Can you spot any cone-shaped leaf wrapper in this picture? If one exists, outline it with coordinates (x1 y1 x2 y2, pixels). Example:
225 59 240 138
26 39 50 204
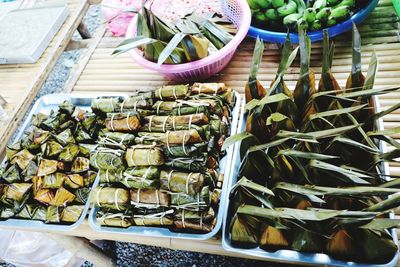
294 28 315 120
317 30 341 111
245 37 266 103
346 24 365 91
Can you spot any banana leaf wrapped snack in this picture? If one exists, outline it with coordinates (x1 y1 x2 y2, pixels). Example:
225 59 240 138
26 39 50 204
154 85 190 100
170 186 210 211
90 148 126 172
105 112 141 132
130 189 170 208
61 205 84 223
96 209 133 228
160 170 204 195
223 26 400 264
118 95 154 112
121 166 160 189
91 187 130 211
1 100 99 225
191 83 228 95
125 145 164 166
132 208 174 227
144 113 209 127
98 130 136 150
173 208 216 233
135 130 203 146
91 97 123 113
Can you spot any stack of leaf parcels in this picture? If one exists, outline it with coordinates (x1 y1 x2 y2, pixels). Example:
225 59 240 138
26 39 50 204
90 83 235 233
114 5 235 65
226 25 400 263
0 101 101 224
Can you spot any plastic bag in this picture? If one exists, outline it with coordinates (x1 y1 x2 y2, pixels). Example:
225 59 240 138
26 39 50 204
0 230 84 267
102 0 141 37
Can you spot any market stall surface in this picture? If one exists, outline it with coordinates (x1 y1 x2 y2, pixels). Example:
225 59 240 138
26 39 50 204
1 0 400 266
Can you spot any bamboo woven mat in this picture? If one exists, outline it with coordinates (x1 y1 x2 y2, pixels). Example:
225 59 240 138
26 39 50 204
67 0 400 234
0 0 90 156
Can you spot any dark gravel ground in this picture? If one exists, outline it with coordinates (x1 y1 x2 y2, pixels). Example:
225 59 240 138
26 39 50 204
3 5 299 267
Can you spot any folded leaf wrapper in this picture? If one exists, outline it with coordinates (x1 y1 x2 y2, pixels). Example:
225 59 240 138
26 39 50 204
173 208 216 232
1 183 32 207
132 208 174 226
154 85 189 100
91 97 122 113
96 210 133 228
50 187 75 207
61 205 84 223
122 166 160 189
144 113 209 127
160 170 204 195
135 130 203 146
130 189 170 207
91 187 130 211
90 149 126 172
191 83 228 95
125 145 165 166
170 186 210 211
105 112 141 132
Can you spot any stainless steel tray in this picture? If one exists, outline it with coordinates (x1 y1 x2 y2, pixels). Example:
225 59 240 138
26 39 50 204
221 96 399 266
88 92 243 240
0 94 121 232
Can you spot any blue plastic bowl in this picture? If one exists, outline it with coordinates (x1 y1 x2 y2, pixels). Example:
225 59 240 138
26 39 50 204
247 0 379 43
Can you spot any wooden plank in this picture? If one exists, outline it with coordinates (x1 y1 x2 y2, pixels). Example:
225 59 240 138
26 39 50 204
64 24 107 93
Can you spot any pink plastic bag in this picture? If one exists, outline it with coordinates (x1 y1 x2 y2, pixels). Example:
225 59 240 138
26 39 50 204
102 0 141 37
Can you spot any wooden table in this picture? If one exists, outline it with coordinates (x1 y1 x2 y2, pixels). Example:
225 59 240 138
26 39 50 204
0 0 92 157
1 0 400 265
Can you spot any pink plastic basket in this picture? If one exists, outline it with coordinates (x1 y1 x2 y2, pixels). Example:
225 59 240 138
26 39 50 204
125 0 251 81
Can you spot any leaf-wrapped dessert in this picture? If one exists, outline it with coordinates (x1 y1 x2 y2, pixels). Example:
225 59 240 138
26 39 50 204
1 100 100 225
90 148 126 172
91 187 130 211
173 208 216 232
105 112 141 132
135 130 203 146
160 170 204 195
125 145 164 166
144 113 209 127
132 208 174 226
96 210 133 228
91 97 123 113
191 83 228 95
170 186 210 211
121 166 160 189
154 85 189 100
130 189 170 207
224 25 400 264
61 205 84 223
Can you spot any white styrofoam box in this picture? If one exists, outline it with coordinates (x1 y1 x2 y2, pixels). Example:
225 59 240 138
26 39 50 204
0 4 69 64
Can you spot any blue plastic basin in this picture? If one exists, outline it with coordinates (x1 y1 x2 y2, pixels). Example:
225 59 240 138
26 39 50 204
247 0 379 43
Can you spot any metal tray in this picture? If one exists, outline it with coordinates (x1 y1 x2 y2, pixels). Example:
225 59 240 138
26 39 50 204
0 94 122 232
221 96 399 266
88 92 243 240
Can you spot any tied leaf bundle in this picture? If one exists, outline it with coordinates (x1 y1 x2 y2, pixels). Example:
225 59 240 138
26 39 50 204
113 6 235 66
90 82 235 233
224 25 400 264
0 100 99 225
